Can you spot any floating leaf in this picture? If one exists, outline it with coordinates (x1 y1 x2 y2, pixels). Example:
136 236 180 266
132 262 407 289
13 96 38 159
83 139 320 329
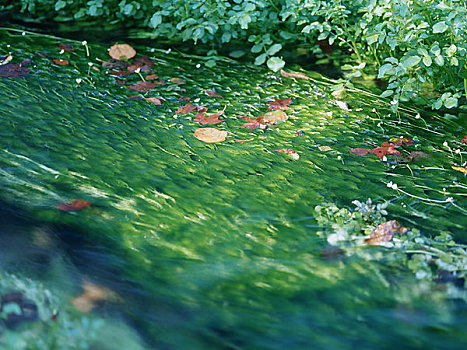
206 90 223 98
0 62 31 78
276 149 299 160
369 143 400 160
461 135 467 144
102 59 128 70
280 69 309 79
129 81 159 92
58 199 91 211
262 110 288 123
267 98 292 111
239 115 267 130
365 220 409 245
145 97 163 105
452 166 467 173
109 43 136 60
349 148 370 156
145 74 159 80
318 146 332 152
194 108 224 125
176 102 197 114
194 128 227 143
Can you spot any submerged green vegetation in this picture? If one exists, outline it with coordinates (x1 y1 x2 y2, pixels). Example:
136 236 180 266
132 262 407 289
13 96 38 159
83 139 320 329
3 0 467 111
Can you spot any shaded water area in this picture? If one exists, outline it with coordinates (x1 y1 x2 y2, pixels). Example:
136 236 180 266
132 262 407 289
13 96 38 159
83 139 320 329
0 28 466 349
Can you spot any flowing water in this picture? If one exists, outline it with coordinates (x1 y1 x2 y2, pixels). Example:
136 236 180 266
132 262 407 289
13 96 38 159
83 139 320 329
0 28 466 349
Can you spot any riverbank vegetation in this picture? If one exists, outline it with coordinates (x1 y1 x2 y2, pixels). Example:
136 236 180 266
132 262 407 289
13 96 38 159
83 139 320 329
3 0 467 111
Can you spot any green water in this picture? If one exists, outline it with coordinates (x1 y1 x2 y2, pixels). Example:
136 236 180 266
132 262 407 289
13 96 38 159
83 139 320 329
0 28 466 349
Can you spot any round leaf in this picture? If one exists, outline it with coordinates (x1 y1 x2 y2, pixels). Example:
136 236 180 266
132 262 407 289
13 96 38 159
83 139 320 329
194 128 227 143
109 44 136 60
267 57 285 72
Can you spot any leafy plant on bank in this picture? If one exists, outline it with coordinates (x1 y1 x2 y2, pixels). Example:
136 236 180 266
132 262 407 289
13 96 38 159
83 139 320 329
315 199 467 297
3 0 467 110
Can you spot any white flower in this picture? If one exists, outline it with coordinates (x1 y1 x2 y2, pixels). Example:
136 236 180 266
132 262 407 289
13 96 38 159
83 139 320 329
135 67 141 73
196 64 201 68
337 155 342 160
60 49 64 54
387 181 393 188
76 78 82 84
387 181 398 190
22 32 26 36
391 100 398 105
455 149 461 154
443 141 449 147
415 113 421 119
382 156 387 162
88 62 93 67
82 40 87 45
446 197 454 203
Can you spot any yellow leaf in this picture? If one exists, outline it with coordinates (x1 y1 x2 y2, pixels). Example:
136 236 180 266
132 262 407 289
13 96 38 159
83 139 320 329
194 128 227 143
318 146 332 152
452 166 467 173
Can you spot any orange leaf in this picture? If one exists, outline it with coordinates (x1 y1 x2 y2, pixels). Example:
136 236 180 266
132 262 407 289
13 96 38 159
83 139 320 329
176 102 197 114
365 220 409 245
108 43 136 60
461 135 467 144
129 81 159 92
59 43 74 52
267 98 292 111
58 199 91 211
369 143 400 160
145 97 163 105
239 115 267 130
280 69 309 79
452 166 467 173
349 148 370 156
145 74 159 80
388 137 414 146
194 111 224 125
206 90 223 98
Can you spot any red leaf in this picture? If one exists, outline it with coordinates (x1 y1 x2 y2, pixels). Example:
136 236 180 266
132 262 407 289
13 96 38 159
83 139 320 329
178 96 191 102
461 135 467 144
59 43 74 52
206 90 223 98
129 81 159 92
0 63 31 78
349 148 370 156
365 220 409 245
58 200 91 211
176 102 197 114
267 98 292 111
194 110 224 125
238 115 267 130
369 143 400 160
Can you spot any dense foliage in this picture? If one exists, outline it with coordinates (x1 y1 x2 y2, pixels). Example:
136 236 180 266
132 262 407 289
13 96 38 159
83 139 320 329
3 0 467 109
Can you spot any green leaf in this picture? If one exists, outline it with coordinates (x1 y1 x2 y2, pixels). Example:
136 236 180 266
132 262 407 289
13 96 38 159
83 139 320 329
378 63 395 79
444 97 458 108
433 21 448 33
434 55 444 66
267 57 285 72
55 0 66 11
254 53 267 65
380 90 394 98
149 13 162 28
239 14 251 29
267 44 282 56
401 55 421 69
422 56 432 67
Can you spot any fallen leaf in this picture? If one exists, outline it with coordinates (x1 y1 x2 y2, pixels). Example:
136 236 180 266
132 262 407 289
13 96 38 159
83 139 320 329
267 97 292 111
365 220 409 245
194 109 224 125
206 90 223 98
280 69 309 79
407 151 430 161
109 43 136 60
369 143 400 160
389 137 414 146
349 148 370 156
145 97 163 105
131 56 154 68
126 95 142 99
176 102 197 114
145 74 159 80
239 115 267 130
0 63 31 78
178 96 191 102
103 59 128 70
170 77 186 84
129 81 159 92
71 281 115 313
115 79 126 85
262 110 288 123
331 88 346 99
318 146 332 152
59 43 74 52
194 128 227 143
452 166 467 173
58 199 91 211
461 135 467 144
276 149 299 160
109 69 132 76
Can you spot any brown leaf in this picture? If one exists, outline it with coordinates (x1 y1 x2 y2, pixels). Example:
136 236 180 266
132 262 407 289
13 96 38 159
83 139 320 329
176 102 197 114
388 137 414 146
276 149 299 160
267 98 292 111
365 220 409 245
102 59 128 70
0 63 31 78
145 97 164 105
194 110 224 125
280 69 309 80
132 56 154 68
58 200 91 211
109 69 132 76
349 148 370 156
194 128 227 143
129 81 159 92
59 43 74 52
239 115 267 130
109 43 136 60
52 59 69 65
115 79 126 85
178 96 191 102
461 135 467 144
369 142 400 160
145 74 159 80
206 90 223 98
170 77 186 84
